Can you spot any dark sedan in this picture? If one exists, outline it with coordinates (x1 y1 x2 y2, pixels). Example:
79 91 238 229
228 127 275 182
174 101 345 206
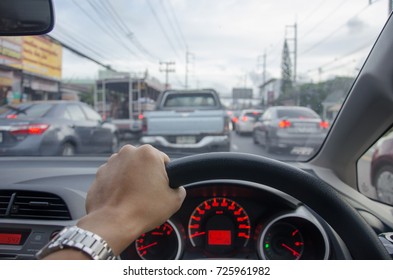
370 133 393 204
253 106 329 155
0 101 119 156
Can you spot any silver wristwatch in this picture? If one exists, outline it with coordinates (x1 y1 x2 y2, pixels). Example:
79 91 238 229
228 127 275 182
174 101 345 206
36 226 118 260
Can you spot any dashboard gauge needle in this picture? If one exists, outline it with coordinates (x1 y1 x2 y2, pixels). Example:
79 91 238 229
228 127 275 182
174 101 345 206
190 231 206 238
138 242 158 251
281 243 300 257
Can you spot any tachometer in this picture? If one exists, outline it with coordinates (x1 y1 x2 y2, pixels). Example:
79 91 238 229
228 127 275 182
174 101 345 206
188 197 250 255
261 222 305 260
135 220 182 260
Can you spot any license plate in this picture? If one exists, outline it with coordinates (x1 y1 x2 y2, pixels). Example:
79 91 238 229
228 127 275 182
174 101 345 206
291 147 314 155
176 136 196 144
297 128 315 133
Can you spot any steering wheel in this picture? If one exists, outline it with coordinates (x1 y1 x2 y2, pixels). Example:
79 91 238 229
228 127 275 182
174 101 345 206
166 152 390 260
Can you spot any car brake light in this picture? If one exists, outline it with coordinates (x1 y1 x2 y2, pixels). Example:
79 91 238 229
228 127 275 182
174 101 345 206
279 120 291 128
320 121 329 129
10 124 50 135
242 116 248 122
138 114 144 120
232 117 238 123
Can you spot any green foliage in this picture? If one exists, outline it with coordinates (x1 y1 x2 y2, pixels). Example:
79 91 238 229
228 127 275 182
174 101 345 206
280 40 292 97
298 76 354 115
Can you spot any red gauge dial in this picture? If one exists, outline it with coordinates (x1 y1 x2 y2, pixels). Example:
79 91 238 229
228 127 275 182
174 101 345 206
188 197 250 255
135 221 182 260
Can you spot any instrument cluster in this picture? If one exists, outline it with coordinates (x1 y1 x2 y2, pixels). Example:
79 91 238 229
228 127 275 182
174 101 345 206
121 181 330 260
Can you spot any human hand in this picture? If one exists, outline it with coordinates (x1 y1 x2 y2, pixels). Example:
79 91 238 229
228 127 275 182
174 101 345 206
77 144 186 255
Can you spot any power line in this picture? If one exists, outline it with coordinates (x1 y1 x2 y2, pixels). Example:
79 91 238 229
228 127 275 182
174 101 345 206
97 0 159 61
47 35 113 71
54 25 107 61
160 0 187 50
305 40 374 74
167 0 188 49
298 0 328 25
300 3 371 55
71 0 139 58
300 0 349 39
147 0 182 60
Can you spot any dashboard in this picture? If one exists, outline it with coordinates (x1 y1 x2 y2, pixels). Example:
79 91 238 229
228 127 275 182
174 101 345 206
0 156 358 260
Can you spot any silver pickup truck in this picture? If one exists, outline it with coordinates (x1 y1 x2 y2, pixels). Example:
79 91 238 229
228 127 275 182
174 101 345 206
140 89 231 153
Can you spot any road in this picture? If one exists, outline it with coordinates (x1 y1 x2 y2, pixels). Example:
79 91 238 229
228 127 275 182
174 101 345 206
121 131 311 161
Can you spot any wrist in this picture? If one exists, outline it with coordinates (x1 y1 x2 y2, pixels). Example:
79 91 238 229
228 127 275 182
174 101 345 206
36 226 117 260
77 209 144 256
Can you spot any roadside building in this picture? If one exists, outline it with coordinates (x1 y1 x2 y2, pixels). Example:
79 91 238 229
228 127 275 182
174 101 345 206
0 35 62 104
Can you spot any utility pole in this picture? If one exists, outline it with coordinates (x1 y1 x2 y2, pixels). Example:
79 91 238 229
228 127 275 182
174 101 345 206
258 51 267 85
257 51 267 100
185 49 195 89
159 61 175 90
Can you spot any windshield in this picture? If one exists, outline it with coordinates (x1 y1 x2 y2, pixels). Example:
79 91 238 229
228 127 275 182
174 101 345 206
0 0 388 161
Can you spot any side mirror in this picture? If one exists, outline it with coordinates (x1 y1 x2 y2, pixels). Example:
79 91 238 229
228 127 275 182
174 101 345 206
0 0 54 36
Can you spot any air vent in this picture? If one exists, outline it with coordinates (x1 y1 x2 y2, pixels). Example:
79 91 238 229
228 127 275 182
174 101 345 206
0 190 13 217
0 190 71 220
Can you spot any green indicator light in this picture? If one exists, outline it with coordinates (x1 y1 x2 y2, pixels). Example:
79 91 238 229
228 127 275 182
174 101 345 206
265 243 270 249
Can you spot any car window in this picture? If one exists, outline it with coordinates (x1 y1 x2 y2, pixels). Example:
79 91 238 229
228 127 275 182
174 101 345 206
66 104 86 121
358 128 393 206
163 94 217 108
0 104 52 119
53 105 72 120
276 108 319 119
262 110 271 121
82 104 102 122
244 112 262 118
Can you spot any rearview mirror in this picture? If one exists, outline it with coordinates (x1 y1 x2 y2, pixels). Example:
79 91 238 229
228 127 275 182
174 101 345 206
0 0 54 36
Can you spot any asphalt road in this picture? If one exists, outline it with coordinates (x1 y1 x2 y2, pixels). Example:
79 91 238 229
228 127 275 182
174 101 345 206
122 131 311 161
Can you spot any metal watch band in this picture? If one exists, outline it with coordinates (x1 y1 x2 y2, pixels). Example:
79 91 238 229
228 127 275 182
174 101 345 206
36 226 118 260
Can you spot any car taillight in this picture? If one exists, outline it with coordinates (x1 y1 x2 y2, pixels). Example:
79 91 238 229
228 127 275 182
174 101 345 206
232 117 238 123
320 121 329 129
242 116 248 122
278 120 291 128
138 114 144 120
10 124 50 135
6 114 17 119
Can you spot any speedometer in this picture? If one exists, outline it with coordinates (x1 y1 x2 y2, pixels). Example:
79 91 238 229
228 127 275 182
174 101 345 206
188 197 250 256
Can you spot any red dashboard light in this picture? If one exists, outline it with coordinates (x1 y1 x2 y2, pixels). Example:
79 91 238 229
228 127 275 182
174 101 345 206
0 233 22 245
208 230 231 245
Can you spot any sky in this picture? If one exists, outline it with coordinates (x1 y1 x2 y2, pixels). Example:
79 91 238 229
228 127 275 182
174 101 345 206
49 0 389 95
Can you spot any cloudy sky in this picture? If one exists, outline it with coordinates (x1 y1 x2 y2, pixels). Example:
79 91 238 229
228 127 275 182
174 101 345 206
49 0 388 95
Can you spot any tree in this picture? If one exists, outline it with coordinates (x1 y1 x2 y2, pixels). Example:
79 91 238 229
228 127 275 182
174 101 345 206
280 40 292 98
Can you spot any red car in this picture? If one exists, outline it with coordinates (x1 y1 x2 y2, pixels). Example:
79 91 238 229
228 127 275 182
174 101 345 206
370 133 393 204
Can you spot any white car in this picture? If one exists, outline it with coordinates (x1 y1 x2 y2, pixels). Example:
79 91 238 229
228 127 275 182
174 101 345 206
234 110 263 134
